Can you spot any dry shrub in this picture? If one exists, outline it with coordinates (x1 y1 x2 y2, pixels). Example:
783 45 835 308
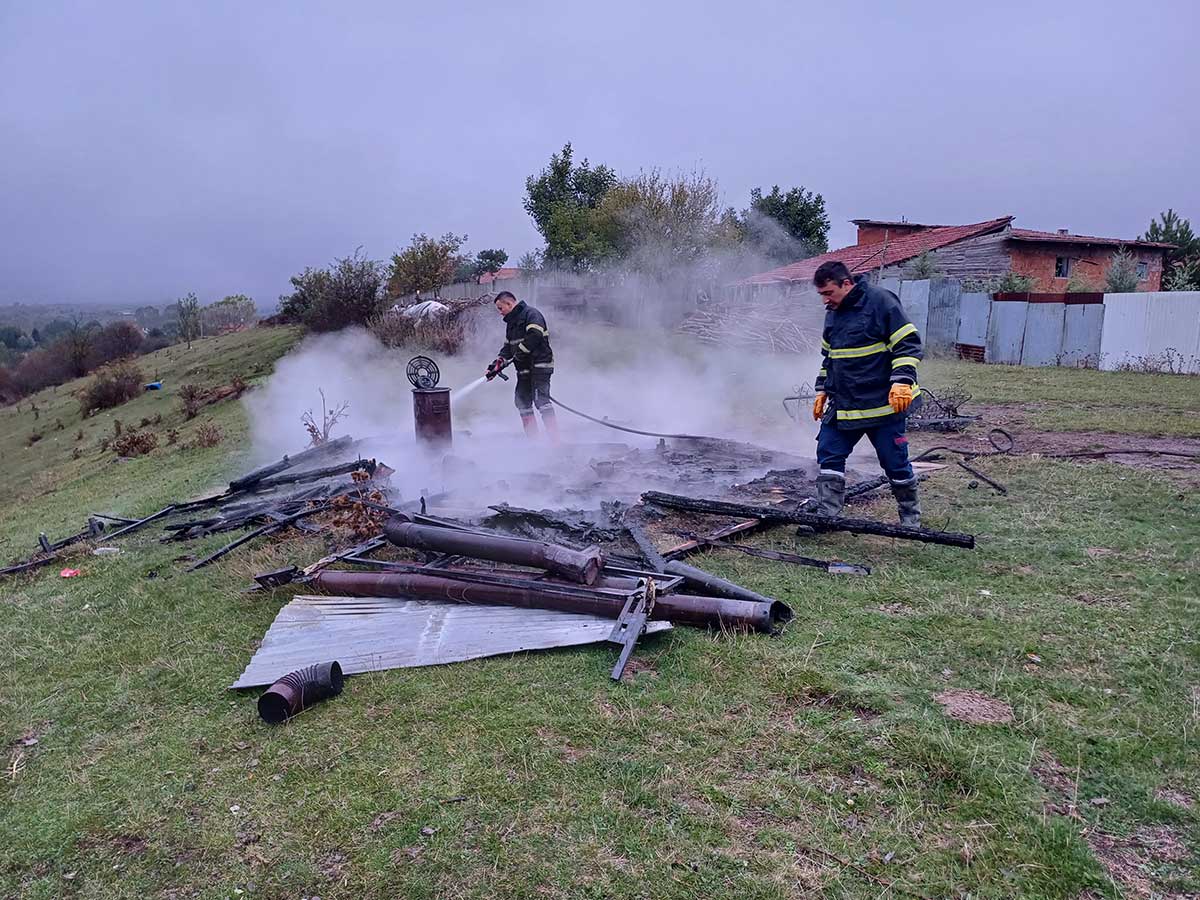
54 418 64 431
71 447 82 460
369 299 485 356
139 416 152 427
79 362 144 417
113 419 123 437
193 422 223 448
26 432 42 447
166 429 179 446
230 375 248 395
112 429 157 457
75 429 84 442
179 383 204 420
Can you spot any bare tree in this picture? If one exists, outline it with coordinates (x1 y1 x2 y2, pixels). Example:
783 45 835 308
301 388 350 446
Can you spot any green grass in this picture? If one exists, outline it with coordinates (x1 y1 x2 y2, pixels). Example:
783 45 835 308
923 357 1200 436
2 327 1198 899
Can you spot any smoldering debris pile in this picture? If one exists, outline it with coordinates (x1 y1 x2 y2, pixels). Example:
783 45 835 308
4 426 976 724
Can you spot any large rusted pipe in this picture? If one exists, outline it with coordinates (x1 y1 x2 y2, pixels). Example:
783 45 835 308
312 570 791 634
383 519 603 585
663 560 777 606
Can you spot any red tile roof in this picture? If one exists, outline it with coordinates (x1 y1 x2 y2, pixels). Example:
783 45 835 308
478 267 526 285
1008 228 1173 249
742 217 1014 285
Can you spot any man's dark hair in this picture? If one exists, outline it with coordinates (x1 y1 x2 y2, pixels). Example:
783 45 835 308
494 290 517 304
813 261 853 287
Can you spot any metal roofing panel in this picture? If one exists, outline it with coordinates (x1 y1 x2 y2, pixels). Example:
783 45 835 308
231 595 673 689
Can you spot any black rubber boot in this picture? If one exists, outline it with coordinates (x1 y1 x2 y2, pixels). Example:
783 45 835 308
890 477 921 527
811 473 846 518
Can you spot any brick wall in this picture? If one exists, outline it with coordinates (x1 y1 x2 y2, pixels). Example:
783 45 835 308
856 224 930 246
1008 244 1163 292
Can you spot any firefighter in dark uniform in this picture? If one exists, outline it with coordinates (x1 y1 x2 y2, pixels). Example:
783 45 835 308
486 290 559 441
810 261 923 525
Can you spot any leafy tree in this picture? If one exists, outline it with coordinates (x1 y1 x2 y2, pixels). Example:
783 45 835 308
1105 247 1140 293
279 252 387 331
524 143 617 270
30 327 40 344
201 294 257 333
177 293 201 347
387 233 467 298
741 185 830 261
1066 269 1100 292
908 251 943 279
1141 209 1199 289
594 168 734 276
134 305 161 326
88 321 144 366
517 250 543 272
0 326 24 349
474 249 508 282
453 257 479 284
39 319 73 342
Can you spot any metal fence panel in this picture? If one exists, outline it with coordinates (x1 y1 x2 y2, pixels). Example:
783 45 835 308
1099 292 1200 373
899 280 930 340
1021 302 1067 366
956 293 991 346
926 277 961 353
1060 303 1104 367
986 301 1028 364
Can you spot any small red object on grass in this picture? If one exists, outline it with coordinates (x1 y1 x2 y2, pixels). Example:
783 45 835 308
60 568 81 578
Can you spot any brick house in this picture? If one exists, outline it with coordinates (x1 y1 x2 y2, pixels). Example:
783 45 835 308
743 217 1172 291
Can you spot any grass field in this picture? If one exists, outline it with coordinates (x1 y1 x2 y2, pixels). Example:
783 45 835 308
1 327 1198 899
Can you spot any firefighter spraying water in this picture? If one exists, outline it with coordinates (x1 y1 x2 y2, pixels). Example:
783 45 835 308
485 291 559 443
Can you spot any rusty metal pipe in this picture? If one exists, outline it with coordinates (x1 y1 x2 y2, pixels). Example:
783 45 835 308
258 660 344 724
312 570 791 633
383 519 603 585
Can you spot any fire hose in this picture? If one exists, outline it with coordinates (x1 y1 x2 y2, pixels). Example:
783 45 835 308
485 356 718 441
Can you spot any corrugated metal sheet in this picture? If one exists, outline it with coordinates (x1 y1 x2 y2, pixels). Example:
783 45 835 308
899 279 930 339
926 278 961 352
231 595 672 689
1099 292 1200 373
956 293 991 347
1060 303 1104 367
1021 302 1066 366
986 300 1027 364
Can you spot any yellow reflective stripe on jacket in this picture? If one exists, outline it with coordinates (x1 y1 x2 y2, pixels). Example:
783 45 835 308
891 355 920 369
829 342 886 359
887 323 917 348
821 339 830 351
836 385 923 420
526 323 547 335
517 342 530 353
818 368 827 377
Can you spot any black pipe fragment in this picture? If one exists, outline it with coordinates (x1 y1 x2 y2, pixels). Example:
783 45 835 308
258 661 344 724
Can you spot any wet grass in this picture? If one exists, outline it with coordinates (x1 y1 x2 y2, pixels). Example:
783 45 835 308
1 329 1198 899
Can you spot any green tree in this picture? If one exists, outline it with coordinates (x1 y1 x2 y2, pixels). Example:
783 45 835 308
1164 258 1200 291
1105 247 1140 293
524 143 617 270
474 249 508 282
595 168 733 276
0 326 24 349
517 250 542 272
742 185 830 261
279 252 387 331
908 251 943 279
387 233 467 298
201 295 257 333
177 293 202 347
1141 209 1199 289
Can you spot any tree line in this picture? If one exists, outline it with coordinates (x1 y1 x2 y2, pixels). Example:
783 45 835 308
0 294 257 405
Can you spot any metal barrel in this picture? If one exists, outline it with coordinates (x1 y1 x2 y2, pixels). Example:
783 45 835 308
383 519 603 585
312 570 791 634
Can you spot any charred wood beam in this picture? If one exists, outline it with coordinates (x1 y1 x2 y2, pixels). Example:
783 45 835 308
642 491 975 549
956 460 1008 495
252 458 376 491
485 503 624 543
187 504 331 572
104 505 177 540
663 519 762 559
383 520 604 585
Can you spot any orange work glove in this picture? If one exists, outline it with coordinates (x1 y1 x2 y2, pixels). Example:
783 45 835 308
812 392 827 421
888 383 913 413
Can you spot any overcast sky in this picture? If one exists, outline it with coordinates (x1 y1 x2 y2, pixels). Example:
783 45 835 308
1 0 1197 306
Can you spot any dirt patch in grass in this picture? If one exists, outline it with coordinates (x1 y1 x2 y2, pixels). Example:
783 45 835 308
934 689 1014 725
1073 591 1131 609
319 849 349 881
1086 825 1191 898
878 602 916 616
619 656 659 682
1031 751 1079 816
